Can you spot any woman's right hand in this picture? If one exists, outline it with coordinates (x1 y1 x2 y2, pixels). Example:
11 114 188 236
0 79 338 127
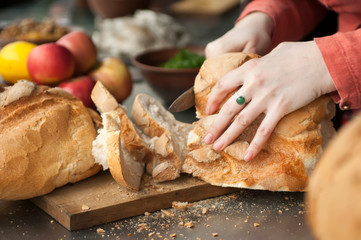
205 12 274 58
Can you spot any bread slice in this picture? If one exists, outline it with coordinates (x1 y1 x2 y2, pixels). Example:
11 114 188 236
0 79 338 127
91 81 153 190
182 52 336 192
0 80 101 200
102 111 145 190
131 93 193 182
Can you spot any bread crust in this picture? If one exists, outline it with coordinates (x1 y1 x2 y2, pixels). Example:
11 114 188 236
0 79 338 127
183 53 336 192
103 112 144 190
0 81 101 200
307 112 361 240
91 81 153 164
194 52 259 118
91 81 153 190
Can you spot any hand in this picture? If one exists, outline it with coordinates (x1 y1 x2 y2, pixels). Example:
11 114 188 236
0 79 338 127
203 41 336 161
205 12 274 58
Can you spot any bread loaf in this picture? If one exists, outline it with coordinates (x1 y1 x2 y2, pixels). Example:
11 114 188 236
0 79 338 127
0 80 101 200
307 112 361 240
182 53 336 192
131 93 193 182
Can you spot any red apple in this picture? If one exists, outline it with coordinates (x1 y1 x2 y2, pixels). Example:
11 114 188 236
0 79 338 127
89 57 132 103
58 75 96 109
57 31 97 75
27 43 75 84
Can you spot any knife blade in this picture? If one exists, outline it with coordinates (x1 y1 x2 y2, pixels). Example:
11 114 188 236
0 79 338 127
168 86 195 112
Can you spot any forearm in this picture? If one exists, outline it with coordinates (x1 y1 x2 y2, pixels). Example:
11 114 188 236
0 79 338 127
315 28 361 110
239 0 328 48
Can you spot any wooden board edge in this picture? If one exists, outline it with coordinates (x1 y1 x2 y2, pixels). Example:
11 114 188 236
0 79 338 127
35 184 238 231
31 196 71 230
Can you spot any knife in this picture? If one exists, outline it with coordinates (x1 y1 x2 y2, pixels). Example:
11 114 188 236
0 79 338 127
168 86 195 112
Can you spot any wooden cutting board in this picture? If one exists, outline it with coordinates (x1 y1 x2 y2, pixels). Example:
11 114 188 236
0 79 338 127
31 171 238 231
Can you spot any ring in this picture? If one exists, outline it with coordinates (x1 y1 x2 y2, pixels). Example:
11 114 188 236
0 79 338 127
235 91 245 105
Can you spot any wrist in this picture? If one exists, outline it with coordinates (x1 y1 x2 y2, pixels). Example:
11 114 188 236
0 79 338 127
236 12 274 37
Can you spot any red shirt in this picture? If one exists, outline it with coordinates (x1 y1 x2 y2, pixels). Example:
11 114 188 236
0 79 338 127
239 0 361 110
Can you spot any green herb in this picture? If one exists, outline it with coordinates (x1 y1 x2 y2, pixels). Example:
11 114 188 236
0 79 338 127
160 49 205 69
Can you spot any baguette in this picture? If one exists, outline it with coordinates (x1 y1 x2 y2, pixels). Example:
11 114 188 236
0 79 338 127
131 93 193 182
0 80 101 200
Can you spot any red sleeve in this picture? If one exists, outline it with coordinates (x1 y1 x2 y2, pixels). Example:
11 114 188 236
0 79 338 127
315 29 361 110
238 0 328 48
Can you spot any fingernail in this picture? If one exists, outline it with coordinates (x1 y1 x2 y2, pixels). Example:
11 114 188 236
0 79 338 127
213 140 224 151
244 151 253 162
203 133 213 144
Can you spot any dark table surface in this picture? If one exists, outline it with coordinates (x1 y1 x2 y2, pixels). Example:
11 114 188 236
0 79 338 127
0 1 315 239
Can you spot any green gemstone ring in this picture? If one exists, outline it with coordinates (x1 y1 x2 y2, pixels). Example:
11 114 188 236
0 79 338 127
235 92 245 105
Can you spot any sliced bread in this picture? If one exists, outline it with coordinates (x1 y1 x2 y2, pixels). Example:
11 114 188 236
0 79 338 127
131 93 193 182
91 82 153 190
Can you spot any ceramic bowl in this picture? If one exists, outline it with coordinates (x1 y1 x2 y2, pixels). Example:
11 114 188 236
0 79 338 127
132 46 204 106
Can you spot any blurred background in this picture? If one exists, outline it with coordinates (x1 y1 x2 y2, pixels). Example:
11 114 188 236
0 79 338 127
0 0 249 108
0 0 248 57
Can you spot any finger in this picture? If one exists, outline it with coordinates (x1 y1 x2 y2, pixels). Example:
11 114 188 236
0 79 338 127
206 67 245 115
204 89 251 145
243 41 257 54
212 100 263 152
243 109 284 161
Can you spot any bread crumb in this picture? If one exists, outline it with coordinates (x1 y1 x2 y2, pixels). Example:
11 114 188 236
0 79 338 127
161 209 175 217
212 233 218 237
170 233 177 239
201 207 209 215
50 220 54 224
148 232 155 237
96 228 105 234
254 222 260 227
144 212 151 216
81 204 90 211
228 194 237 199
137 223 149 232
244 219 248 223
184 221 194 228
172 201 188 211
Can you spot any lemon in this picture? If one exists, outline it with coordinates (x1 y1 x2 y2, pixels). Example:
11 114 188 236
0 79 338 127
0 41 37 84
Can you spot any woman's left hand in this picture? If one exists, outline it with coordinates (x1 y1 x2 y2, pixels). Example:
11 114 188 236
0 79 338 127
203 41 336 161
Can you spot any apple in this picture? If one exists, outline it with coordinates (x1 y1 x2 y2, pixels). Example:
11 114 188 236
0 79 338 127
89 57 132 103
27 43 75 84
57 31 97 75
58 75 96 109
